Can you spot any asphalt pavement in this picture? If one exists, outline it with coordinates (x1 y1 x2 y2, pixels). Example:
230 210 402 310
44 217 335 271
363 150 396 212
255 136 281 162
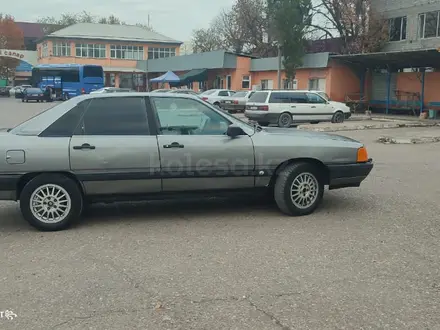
0 97 439 329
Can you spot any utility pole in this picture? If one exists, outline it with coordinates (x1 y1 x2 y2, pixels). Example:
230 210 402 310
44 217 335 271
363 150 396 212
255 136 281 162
277 43 281 90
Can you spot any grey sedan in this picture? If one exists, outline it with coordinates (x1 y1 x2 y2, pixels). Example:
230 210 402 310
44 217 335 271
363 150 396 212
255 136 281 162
0 93 373 231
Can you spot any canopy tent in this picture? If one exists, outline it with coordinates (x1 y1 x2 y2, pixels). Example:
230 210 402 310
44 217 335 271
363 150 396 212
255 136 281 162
170 69 208 87
149 71 180 83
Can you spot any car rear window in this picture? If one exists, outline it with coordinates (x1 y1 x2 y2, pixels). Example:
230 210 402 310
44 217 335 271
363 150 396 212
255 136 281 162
26 88 42 93
248 92 269 103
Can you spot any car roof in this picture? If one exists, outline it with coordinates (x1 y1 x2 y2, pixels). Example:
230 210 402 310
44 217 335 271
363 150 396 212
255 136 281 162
74 92 202 101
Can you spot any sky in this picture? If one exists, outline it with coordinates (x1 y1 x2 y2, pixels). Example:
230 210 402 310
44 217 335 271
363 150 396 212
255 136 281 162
7 0 236 42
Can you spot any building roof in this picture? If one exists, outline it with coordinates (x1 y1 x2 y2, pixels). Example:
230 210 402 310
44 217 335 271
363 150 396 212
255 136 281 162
250 52 330 71
43 23 182 44
137 50 242 73
331 49 440 69
15 22 61 39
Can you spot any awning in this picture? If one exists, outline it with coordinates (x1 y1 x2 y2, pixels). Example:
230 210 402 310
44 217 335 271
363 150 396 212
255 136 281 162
171 69 208 86
331 49 440 69
149 71 180 83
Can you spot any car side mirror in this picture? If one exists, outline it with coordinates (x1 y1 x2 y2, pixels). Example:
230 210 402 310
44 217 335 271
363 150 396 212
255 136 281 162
226 124 245 138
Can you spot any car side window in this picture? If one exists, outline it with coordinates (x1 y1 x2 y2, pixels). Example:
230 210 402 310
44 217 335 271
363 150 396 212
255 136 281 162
151 97 231 136
77 97 149 135
288 92 308 104
218 91 229 97
269 92 291 103
307 93 326 104
39 100 89 137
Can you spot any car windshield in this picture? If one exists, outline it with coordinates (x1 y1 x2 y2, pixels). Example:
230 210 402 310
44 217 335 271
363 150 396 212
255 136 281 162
232 92 247 97
200 90 216 95
248 91 269 103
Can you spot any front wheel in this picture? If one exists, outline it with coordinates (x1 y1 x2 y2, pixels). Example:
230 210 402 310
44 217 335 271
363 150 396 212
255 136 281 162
20 174 84 231
331 111 345 123
274 162 324 216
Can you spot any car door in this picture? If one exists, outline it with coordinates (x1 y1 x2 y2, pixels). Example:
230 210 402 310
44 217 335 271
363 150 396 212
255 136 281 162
306 92 333 121
69 96 161 196
150 96 255 192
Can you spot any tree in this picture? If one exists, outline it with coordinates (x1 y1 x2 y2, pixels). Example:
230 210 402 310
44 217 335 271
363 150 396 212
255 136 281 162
310 0 388 54
191 0 276 56
37 11 154 35
0 14 24 79
191 27 223 53
267 0 312 80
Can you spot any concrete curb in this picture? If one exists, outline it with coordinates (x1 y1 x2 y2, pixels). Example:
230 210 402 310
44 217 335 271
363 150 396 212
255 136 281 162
377 136 440 144
298 122 440 132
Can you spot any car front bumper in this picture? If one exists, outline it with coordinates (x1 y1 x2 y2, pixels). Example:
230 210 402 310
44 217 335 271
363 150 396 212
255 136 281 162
327 160 373 190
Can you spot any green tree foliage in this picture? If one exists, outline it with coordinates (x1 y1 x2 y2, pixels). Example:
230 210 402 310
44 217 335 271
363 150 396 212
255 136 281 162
267 0 312 80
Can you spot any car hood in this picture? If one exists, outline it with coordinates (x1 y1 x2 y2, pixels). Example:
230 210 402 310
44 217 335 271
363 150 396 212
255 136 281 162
261 127 360 143
329 100 347 108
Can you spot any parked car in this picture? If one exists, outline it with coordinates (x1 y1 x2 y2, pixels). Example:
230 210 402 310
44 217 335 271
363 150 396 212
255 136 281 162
13 85 32 99
245 90 351 127
200 89 235 107
22 87 46 102
90 87 134 94
151 89 171 93
0 86 12 97
169 89 200 96
0 92 373 231
219 90 255 113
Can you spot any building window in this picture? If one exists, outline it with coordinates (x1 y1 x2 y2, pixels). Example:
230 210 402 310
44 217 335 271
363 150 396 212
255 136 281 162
75 44 106 58
53 42 71 57
242 75 250 89
42 42 48 57
389 16 407 41
147 47 176 59
261 79 273 90
110 45 144 60
419 11 440 39
283 79 297 90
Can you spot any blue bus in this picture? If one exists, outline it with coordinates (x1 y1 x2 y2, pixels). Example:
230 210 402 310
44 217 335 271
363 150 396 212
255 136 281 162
31 64 104 100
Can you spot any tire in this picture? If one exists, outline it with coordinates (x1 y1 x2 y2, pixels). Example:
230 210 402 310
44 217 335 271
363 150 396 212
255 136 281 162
214 102 220 108
19 174 84 231
274 162 324 216
332 111 344 123
278 112 293 128
21 98 24 102
258 121 270 126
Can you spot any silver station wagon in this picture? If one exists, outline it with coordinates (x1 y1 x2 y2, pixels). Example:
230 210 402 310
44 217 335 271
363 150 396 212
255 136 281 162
0 93 373 231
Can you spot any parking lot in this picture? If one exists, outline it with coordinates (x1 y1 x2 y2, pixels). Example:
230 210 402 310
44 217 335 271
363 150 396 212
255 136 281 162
1 97 440 329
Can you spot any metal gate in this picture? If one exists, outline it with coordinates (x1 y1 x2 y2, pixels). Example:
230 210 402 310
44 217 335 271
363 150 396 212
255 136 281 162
372 72 397 102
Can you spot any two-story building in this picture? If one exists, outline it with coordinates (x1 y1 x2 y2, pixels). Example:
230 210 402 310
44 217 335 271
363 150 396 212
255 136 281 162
36 23 182 88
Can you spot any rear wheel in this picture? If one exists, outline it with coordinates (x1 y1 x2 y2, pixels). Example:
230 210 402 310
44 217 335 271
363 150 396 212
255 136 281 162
274 162 324 216
214 102 220 108
278 112 293 128
20 174 84 231
331 111 344 123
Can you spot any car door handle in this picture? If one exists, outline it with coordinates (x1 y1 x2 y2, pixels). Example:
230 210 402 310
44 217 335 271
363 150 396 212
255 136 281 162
291 105 296 108
163 142 184 149
73 143 96 150
311 106 316 108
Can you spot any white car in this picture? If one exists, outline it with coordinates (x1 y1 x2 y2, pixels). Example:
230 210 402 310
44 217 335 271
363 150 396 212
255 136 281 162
245 90 351 127
9 85 32 96
200 89 235 107
90 87 134 94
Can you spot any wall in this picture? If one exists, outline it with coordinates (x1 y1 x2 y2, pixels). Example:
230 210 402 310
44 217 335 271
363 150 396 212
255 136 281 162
250 68 330 93
37 39 180 70
327 60 362 102
396 71 440 104
372 0 440 51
